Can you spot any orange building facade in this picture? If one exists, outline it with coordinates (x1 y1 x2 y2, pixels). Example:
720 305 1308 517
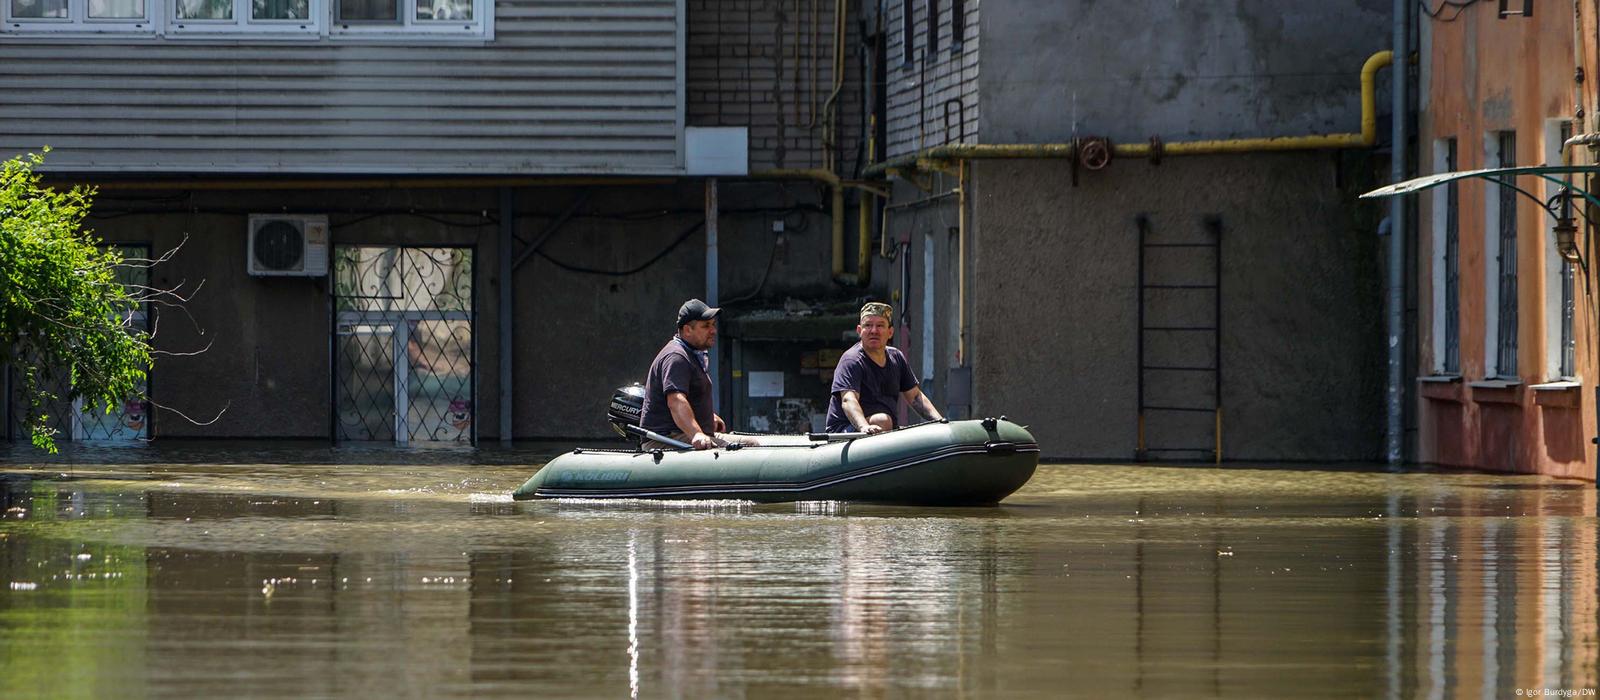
1417 3 1598 480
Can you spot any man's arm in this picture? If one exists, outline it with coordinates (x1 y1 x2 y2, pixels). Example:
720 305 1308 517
666 392 714 449
902 386 944 422
839 390 883 434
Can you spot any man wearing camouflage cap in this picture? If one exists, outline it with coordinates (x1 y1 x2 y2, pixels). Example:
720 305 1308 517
824 301 943 434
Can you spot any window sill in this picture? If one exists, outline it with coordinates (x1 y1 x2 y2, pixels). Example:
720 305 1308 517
1468 378 1522 389
1531 380 1582 408
1470 378 1523 404
1419 375 1463 402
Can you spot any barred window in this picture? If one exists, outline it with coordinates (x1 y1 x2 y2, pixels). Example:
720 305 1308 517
1494 131 1519 378
1443 138 1460 374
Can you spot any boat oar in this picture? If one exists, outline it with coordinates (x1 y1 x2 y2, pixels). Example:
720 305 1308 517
807 432 867 442
623 424 692 450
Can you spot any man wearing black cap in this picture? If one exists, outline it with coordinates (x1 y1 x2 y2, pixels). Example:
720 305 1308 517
638 298 747 450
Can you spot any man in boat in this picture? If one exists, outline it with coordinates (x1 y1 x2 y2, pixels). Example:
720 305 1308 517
825 301 943 434
638 298 755 451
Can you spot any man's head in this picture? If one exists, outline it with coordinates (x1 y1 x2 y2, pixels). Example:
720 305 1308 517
676 298 720 350
857 301 893 352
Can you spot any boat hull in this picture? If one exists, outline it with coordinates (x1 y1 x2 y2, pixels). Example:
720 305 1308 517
511 418 1039 505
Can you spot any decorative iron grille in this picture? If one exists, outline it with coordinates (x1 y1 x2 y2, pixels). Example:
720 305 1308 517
9 245 150 443
74 245 152 441
333 246 474 444
1495 132 1518 378
1444 139 1460 374
1562 260 1575 378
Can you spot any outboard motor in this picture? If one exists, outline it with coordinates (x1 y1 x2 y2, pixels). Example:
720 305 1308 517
607 383 647 441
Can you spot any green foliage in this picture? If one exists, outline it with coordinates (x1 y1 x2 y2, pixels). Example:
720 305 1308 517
0 150 151 452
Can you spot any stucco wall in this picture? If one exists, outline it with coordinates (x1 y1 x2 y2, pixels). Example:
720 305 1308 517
1415 3 1595 479
979 0 1391 144
969 156 1384 461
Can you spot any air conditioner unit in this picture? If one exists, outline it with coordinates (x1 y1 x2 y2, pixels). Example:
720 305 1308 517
247 214 329 277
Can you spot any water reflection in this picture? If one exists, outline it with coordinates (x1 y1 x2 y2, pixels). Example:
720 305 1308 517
0 461 1596 697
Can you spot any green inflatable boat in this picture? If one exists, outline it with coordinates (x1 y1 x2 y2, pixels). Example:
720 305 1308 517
511 417 1039 505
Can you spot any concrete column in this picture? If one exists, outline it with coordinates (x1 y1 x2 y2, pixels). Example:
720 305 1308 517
499 187 514 444
705 178 720 414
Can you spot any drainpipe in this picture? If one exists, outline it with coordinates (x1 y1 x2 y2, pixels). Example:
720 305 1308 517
1387 0 1406 465
958 160 968 364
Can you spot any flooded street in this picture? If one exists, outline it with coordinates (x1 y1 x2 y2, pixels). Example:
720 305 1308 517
2 446 1596 698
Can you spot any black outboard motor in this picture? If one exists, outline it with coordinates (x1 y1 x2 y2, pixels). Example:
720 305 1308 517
607 383 647 441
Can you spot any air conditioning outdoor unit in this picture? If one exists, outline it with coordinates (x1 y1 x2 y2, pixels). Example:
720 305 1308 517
247 214 329 277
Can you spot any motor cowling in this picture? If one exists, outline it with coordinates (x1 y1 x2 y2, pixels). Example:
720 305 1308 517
607 382 647 440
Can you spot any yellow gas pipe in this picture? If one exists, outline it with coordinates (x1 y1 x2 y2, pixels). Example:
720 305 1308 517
862 50 1392 179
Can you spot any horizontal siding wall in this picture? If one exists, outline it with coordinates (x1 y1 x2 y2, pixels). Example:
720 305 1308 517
0 0 685 174
885 0 977 158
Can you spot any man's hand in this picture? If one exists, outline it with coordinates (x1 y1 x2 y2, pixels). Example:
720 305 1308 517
860 424 885 435
713 414 727 433
690 432 715 450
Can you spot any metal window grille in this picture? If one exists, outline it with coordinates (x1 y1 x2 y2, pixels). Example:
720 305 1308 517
1495 131 1518 377
333 246 475 444
10 244 151 443
1559 123 1576 378
1444 138 1460 374
1562 256 1575 378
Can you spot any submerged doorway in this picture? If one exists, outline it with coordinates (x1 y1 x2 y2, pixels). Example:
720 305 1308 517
333 246 475 445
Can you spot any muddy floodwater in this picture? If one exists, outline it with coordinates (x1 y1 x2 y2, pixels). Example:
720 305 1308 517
1 445 1597 698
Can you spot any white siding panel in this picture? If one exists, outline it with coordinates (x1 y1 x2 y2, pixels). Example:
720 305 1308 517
0 0 686 174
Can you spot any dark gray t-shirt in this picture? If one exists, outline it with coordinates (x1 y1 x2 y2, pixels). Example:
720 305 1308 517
825 343 917 432
640 337 714 436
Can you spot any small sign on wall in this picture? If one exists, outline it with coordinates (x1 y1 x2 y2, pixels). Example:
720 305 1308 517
748 371 785 397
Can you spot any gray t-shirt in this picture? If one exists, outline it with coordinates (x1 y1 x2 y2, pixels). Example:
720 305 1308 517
825 343 917 432
639 337 714 436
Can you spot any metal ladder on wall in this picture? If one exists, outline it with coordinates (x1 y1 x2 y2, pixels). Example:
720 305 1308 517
1136 215 1222 463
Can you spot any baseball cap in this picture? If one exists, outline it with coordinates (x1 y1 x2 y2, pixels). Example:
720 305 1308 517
676 298 721 327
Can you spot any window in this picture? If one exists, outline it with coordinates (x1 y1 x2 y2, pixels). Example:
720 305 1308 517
3 0 487 36
5 0 153 31
333 0 477 33
950 0 964 52
1432 138 1460 374
899 0 914 66
1485 130 1518 378
169 0 317 32
1543 119 1577 380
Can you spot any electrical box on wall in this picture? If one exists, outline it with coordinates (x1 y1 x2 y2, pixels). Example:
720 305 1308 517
247 214 329 277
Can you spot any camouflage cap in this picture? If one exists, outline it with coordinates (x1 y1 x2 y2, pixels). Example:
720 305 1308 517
859 301 893 323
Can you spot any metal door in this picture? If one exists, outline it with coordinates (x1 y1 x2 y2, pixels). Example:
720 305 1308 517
333 246 474 445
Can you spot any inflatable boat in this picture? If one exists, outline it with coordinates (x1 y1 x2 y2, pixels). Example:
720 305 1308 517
511 416 1039 505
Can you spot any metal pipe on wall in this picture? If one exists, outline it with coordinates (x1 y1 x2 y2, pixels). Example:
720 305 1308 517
1386 0 1407 464
957 160 967 364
